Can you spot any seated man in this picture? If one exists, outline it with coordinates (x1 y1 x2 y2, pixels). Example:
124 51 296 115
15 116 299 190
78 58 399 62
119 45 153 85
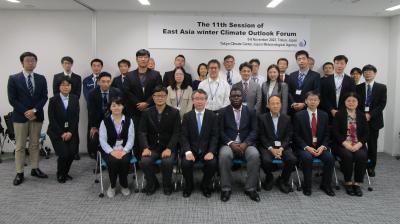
180 89 218 198
219 87 260 202
139 86 181 196
258 95 297 193
293 91 335 197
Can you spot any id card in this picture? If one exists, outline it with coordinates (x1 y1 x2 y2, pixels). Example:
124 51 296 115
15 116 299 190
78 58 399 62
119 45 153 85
274 141 282 147
365 107 370 112
115 140 123 147
296 90 302 95
64 122 69 128
312 137 317 143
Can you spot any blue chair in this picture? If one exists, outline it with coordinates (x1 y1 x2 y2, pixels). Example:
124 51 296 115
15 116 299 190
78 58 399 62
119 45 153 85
94 150 140 198
335 156 373 191
271 158 301 191
310 158 340 190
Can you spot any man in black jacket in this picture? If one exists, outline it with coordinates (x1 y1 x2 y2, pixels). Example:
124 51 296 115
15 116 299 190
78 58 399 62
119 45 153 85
162 54 192 87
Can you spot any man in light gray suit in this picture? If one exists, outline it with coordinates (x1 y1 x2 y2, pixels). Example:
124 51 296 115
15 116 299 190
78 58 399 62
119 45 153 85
232 62 262 114
261 64 289 114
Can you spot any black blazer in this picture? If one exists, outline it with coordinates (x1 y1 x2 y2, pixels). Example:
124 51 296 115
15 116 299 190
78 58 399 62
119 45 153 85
162 70 193 87
53 72 82 98
47 94 80 142
7 72 48 123
257 113 292 150
356 82 387 130
88 86 122 129
332 110 369 149
139 105 181 153
111 75 124 91
287 70 320 105
180 109 219 156
293 109 330 150
219 105 257 146
123 69 162 117
320 75 356 115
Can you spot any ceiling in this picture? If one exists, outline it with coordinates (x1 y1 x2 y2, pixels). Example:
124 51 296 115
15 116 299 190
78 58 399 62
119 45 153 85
0 0 399 17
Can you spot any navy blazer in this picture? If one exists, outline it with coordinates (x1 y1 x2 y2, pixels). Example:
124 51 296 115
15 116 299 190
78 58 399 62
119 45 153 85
53 72 82 98
257 113 292 150
88 86 122 129
287 70 320 105
7 72 48 123
219 105 257 146
293 109 330 150
82 74 98 103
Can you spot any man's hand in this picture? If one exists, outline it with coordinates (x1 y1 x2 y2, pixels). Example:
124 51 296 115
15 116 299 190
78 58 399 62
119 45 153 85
306 146 318 157
24 109 36 120
239 143 248 154
292 103 305 111
271 147 283 159
89 127 98 139
331 109 338 117
185 151 195 162
142 148 152 157
229 143 242 155
136 102 149 111
162 148 172 158
204 152 214 161
315 146 325 156
365 113 371 122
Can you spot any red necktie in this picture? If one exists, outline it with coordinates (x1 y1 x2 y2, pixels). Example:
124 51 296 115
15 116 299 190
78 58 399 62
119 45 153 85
311 112 317 146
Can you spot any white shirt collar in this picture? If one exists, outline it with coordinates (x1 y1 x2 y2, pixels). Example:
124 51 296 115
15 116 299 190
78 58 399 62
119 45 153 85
270 112 280 118
299 69 309 75
232 105 243 111
195 109 205 114
23 70 33 78
64 71 72 76
208 77 220 83
334 73 345 78
242 79 250 85
366 80 375 88
60 93 69 100
307 108 318 117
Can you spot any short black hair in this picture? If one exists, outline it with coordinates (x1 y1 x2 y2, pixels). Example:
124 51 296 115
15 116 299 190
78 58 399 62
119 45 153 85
58 76 72 88
305 91 320 99
108 97 125 110
277 58 289 65
91 58 103 66
175 54 185 61
136 49 150 57
322 62 333 69
362 64 377 73
197 63 207 76
295 50 309 59
343 92 360 103
230 86 243 95
208 59 221 69
224 55 235 61
20 52 37 63
249 58 260 66
333 55 348 64
268 95 281 103
239 62 252 71
153 85 168 95
98 71 112 80
192 89 208 100
118 59 131 67
61 56 73 64
350 67 362 75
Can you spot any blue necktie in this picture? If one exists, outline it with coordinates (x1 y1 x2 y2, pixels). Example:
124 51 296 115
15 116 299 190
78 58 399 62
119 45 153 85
102 93 108 112
227 71 232 85
297 73 305 89
366 84 372 106
197 112 202 134
27 74 34 96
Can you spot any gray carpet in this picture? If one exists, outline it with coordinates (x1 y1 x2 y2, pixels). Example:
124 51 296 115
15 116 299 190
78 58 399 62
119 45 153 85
0 152 399 224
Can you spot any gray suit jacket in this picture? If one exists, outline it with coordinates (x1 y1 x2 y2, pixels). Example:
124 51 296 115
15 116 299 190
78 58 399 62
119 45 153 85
261 81 288 114
232 80 261 114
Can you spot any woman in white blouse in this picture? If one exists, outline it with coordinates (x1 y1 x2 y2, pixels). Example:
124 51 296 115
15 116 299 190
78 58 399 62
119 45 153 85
166 67 193 119
261 64 289 114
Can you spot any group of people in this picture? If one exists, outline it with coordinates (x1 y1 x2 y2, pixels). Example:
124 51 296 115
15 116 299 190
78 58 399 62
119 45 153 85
6 49 386 202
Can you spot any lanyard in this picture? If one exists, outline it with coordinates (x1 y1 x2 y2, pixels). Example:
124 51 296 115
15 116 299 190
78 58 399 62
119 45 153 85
208 79 220 101
176 89 185 107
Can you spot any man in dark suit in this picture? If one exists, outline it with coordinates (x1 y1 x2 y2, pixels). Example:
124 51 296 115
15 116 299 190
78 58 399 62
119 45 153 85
7 52 49 185
53 56 82 98
87 72 122 158
82 58 103 103
219 87 260 202
180 89 218 198
287 51 320 116
277 58 290 83
47 76 80 183
258 95 297 194
162 54 192 87
322 62 334 78
139 86 181 196
53 56 82 160
320 55 356 120
356 64 387 177
293 91 335 196
111 59 131 93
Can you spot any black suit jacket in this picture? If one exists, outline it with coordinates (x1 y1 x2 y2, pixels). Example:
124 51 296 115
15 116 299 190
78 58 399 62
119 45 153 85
111 75 124 91
293 109 330 150
356 82 387 130
7 72 48 123
47 94 80 142
139 105 181 153
219 105 257 146
123 69 162 117
287 70 320 106
53 72 82 98
332 110 368 148
88 86 122 128
320 75 356 115
180 109 219 156
162 70 193 87
257 113 292 150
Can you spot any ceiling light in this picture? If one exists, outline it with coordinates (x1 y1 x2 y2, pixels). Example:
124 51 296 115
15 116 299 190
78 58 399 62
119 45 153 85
386 4 400 11
7 0 21 3
138 0 150 6
267 0 283 8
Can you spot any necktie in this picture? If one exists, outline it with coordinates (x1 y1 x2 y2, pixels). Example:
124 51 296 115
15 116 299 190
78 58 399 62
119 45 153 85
366 84 372 106
297 73 305 89
102 93 108 111
197 112 202 134
93 76 97 88
311 112 317 146
121 76 124 83
252 77 258 83
243 82 248 102
227 71 232 85
27 74 34 96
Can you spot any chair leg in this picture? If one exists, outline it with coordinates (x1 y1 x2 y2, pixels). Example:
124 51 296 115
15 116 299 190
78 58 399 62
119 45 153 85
141 173 145 192
365 169 373 191
98 152 105 198
294 165 302 191
333 165 340 190
94 152 99 183
133 163 139 193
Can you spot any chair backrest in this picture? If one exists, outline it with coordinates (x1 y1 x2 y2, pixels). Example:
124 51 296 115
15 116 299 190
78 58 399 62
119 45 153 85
4 112 15 140
0 116 4 135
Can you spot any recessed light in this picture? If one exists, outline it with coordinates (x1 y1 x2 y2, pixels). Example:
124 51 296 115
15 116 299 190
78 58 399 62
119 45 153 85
7 0 21 3
138 0 150 6
386 4 400 11
267 0 283 8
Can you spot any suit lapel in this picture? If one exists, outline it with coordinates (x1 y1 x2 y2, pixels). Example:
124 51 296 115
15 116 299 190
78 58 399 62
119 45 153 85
303 111 312 141
18 73 30 96
316 110 324 143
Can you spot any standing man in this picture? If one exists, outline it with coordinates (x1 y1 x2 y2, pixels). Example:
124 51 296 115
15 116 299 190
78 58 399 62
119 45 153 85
277 58 290 83
8 52 49 185
162 54 192 88
322 62 334 78
82 58 103 103
111 59 131 93
249 58 266 86
220 55 241 86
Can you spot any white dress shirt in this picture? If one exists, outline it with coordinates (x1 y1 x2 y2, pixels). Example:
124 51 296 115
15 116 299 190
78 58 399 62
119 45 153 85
198 77 231 111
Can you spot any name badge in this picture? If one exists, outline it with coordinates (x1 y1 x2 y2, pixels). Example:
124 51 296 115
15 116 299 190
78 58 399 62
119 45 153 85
115 140 123 147
296 90 302 95
274 141 281 147
242 102 248 106
312 137 317 143
365 107 370 112
176 106 181 111
64 122 69 128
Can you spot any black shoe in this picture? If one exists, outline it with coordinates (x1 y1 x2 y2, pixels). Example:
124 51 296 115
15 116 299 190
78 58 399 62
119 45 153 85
202 188 212 198
183 189 192 198
262 177 274 191
65 174 73 181
344 184 355 196
57 175 66 183
353 185 363 197
163 187 173 195
368 168 375 177
303 187 312 196
144 181 159 196
320 185 335 197
245 190 260 202
13 173 24 186
74 154 80 161
220 190 231 202
276 178 291 194
31 169 48 178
